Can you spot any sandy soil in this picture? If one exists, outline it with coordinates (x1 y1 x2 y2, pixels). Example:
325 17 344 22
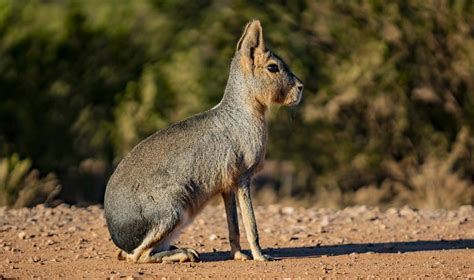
0 203 473 279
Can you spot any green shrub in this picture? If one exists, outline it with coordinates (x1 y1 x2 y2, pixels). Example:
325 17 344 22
0 1 473 207
0 154 60 208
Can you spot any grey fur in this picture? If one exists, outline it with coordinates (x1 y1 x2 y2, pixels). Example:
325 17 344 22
104 20 303 263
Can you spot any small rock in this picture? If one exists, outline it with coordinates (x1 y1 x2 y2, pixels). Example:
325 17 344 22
386 208 399 216
458 217 468 225
67 226 77 233
400 206 418 217
317 226 327 233
320 216 330 227
355 205 368 213
335 238 344 244
281 207 294 215
18 231 26 240
209 234 218 241
29 256 41 263
459 205 473 214
366 215 379 221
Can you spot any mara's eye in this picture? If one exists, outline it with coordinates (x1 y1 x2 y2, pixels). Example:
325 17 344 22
266 64 279 73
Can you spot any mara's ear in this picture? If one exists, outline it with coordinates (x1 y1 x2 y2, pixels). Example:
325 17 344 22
236 20 265 61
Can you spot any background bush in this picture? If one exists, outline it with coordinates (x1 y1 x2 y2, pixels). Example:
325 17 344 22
0 0 473 208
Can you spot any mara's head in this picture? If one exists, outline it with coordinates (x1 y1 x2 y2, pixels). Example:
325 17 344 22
234 20 303 107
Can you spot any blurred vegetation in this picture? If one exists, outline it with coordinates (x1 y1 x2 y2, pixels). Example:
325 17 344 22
0 0 473 208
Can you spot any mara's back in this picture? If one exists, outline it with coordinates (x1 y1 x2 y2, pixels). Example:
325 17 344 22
105 105 262 195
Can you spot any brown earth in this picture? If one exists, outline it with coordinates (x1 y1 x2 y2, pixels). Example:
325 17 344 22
0 203 473 279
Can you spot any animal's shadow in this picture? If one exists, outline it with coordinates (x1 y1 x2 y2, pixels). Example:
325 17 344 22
199 239 474 262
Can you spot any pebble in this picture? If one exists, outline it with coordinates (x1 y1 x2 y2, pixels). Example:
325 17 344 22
281 207 294 215
209 234 218 241
18 231 26 240
0 226 11 232
29 256 41 263
320 216 330 227
458 217 468 225
386 208 399 216
317 226 328 233
458 205 473 214
67 226 77 233
400 206 418 217
335 238 344 244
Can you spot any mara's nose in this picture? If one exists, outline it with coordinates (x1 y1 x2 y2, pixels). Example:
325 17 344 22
296 79 304 92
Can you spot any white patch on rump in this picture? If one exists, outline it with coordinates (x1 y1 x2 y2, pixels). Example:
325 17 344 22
161 209 195 250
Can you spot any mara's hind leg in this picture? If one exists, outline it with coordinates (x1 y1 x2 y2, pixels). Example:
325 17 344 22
116 249 131 261
141 246 200 263
132 219 200 263
129 227 170 262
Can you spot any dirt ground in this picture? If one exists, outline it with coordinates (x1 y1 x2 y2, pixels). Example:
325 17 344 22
0 203 473 279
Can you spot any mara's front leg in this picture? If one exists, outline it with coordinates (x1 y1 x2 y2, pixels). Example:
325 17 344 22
222 191 250 260
236 183 272 261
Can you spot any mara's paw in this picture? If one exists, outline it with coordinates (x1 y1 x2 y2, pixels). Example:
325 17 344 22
181 248 200 263
233 250 250 261
115 249 132 261
253 254 273 261
150 247 200 263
